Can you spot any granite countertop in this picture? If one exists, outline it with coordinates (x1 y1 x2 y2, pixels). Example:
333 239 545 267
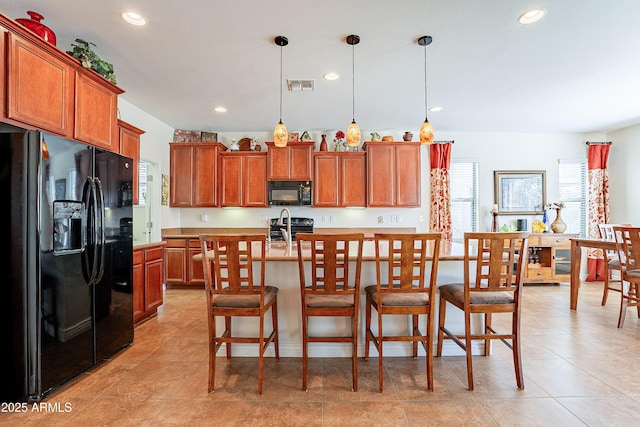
133 240 167 249
161 227 418 240
192 239 464 262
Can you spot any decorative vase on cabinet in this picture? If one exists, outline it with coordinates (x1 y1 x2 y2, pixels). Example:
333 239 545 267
320 134 328 151
550 208 567 233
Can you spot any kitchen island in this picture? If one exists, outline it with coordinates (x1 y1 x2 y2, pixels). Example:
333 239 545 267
169 229 470 358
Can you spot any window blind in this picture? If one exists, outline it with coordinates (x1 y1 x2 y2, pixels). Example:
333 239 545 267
450 161 478 242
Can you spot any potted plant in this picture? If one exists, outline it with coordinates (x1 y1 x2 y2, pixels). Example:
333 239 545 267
66 38 117 84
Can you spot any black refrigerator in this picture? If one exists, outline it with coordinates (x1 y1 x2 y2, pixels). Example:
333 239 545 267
0 125 134 402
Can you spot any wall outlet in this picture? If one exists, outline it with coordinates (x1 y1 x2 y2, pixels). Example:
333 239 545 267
377 216 384 224
418 215 424 222
396 215 402 223
330 215 336 223
200 214 208 222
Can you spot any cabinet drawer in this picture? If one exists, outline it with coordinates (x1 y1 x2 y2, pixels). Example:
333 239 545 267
133 249 143 265
526 266 553 278
165 239 187 248
537 235 573 248
145 247 164 262
189 239 201 248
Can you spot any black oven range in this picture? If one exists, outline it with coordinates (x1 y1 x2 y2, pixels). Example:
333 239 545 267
269 217 314 241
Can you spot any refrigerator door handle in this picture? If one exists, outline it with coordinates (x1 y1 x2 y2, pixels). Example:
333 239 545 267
82 177 96 285
93 177 106 283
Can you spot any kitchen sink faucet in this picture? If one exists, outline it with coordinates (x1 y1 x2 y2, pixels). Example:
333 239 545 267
277 207 292 248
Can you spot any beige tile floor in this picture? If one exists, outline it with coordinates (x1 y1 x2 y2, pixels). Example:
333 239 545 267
2 282 640 426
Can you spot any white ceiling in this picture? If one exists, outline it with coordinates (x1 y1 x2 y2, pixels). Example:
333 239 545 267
3 0 640 135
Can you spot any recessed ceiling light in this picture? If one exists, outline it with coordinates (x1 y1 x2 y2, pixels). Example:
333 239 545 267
429 106 442 112
517 8 545 25
323 72 339 81
214 106 227 113
121 11 146 26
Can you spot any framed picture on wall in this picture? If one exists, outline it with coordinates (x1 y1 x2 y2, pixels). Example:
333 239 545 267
494 170 546 214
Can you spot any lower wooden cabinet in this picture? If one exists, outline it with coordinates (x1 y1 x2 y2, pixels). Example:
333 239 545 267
524 233 577 284
133 243 166 324
164 238 205 288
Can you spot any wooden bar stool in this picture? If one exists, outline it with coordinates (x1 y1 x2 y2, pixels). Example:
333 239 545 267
296 232 364 391
199 234 279 395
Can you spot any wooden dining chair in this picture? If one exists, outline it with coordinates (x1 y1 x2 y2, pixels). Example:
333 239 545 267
612 226 640 328
364 233 442 393
598 223 630 306
296 232 364 392
436 232 529 390
199 234 279 395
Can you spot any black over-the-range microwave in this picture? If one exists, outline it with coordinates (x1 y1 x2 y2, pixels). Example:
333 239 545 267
268 181 312 206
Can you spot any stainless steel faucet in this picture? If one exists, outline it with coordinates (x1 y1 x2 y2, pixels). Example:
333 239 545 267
276 207 292 248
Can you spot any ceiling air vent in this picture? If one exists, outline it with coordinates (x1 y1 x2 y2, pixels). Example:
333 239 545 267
287 79 315 92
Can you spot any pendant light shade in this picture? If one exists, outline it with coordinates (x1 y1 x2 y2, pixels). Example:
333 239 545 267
418 35 434 145
346 34 361 147
274 36 288 147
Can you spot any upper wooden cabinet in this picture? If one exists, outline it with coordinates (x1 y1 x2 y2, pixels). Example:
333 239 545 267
74 72 119 150
1 13 124 149
5 32 74 136
266 142 313 181
365 142 421 207
220 151 268 207
118 120 144 205
169 142 226 207
313 152 366 207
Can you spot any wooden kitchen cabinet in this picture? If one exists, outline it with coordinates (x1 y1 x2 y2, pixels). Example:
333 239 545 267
313 152 366 207
266 142 313 181
164 238 205 289
1 14 124 149
118 120 144 205
170 143 226 207
220 151 268 207
133 243 165 324
74 72 120 151
5 31 74 136
524 233 577 284
364 142 421 207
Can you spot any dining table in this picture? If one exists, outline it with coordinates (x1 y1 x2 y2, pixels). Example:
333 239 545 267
569 237 617 310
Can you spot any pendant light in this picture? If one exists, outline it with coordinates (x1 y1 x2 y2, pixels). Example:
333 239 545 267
418 35 434 145
273 36 288 147
346 34 361 147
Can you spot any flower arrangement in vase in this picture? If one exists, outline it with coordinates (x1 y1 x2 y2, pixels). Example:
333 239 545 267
333 130 346 151
545 202 567 233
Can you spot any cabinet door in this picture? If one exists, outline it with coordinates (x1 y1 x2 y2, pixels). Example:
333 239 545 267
74 72 118 151
289 144 313 180
220 154 242 207
314 154 339 207
188 240 205 286
6 33 73 136
243 154 268 207
118 120 143 205
341 153 366 207
170 145 194 207
165 241 187 285
267 145 290 180
366 144 395 206
194 145 219 206
145 254 164 312
133 250 145 321
395 144 421 207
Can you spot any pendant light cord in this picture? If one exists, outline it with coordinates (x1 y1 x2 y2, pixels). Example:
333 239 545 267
423 43 428 121
352 42 355 122
279 44 283 122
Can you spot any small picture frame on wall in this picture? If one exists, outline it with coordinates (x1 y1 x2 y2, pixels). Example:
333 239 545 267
288 132 299 143
161 174 169 206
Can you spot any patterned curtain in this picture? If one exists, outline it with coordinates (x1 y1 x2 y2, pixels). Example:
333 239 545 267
429 142 453 241
586 143 611 282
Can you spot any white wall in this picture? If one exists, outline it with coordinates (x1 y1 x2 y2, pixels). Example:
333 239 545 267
607 123 640 225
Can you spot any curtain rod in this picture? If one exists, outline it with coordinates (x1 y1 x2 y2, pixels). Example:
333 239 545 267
433 140 454 144
585 141 612 145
